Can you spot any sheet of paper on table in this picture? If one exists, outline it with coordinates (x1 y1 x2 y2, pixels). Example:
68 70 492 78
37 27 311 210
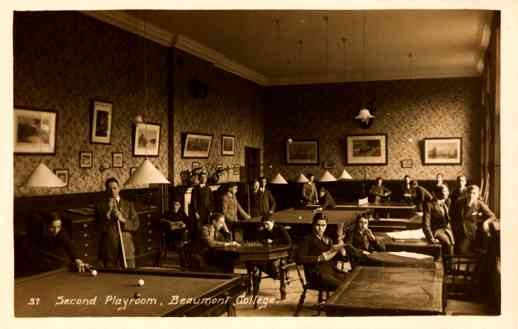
388 251 433 260
386 229 426 240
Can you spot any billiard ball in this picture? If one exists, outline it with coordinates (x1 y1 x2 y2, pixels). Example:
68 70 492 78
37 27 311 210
137 279 145 287
134 292 142 298
298 216 302 220
90 269 98 277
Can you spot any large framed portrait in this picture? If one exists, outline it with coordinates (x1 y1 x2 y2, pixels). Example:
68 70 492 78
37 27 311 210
346 134 388 165
286 139 319 165
14 108 57 154
423 137 462 165
221 135 236 156
133 123 161 157
90 100 112 144
182 133 213 158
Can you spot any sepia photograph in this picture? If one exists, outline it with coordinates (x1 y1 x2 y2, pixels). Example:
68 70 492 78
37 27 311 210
7 2 515 327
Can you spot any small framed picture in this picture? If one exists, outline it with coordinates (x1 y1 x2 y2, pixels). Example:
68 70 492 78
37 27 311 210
400 159 414 168
133 123 161 156
54 169 69 187
79 151 93 168
221 135 236 156
130 167 137 176
90 100 112 144
112 152 123 168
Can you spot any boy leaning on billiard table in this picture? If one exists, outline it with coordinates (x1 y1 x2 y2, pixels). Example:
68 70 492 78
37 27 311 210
32 211 88 272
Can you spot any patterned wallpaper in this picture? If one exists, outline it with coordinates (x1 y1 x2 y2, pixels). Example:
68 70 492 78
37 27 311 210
172 49 265 185
264 78 482 183
13 12 169 196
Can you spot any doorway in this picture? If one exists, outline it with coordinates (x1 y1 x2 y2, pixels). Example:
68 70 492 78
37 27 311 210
244 147 261 183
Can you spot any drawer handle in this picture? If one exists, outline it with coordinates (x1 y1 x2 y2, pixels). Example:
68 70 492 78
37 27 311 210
83 223 88 228
83 233 88 238
147 214 151 219
147 238 152 243
147 222 151 226
147 230 152 234
84 243 89 248
83 253 88 257
147 247 152 251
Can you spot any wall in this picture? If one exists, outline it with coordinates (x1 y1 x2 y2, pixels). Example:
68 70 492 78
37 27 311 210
264 78 482 182
172 49 265 185
13 12 169 196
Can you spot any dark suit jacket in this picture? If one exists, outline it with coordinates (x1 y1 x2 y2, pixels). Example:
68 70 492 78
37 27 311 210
369 184 391 203
422 199 452 242
36 229 78 271
256 224 291 246
412 185 433 212
250 189 276 217
346 227 385 260
452 198 496 241
191 185 214 224
296 233 337 283
95 197 140 266
319 193 336 210
196 224 231 265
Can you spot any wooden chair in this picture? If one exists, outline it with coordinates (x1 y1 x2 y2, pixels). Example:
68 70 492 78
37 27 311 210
291 264 331 316
444 253 482 300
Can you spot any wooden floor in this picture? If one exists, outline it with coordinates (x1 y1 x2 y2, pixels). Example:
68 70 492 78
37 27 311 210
160 252 492 316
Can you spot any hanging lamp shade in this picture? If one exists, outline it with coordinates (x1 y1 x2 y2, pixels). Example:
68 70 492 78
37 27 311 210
338 168 353 180
319 170 337 182
24 163 66 188
355 108 375 123
296 173 309 183
125 159 170 186
270 173 288 184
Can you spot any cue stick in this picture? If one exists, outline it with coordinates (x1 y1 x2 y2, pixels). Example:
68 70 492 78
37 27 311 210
114 200 128 269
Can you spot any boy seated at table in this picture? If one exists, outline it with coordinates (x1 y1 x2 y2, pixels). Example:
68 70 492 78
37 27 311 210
161 199 194 267
346 214 386 266
318 187 336 210
369 177 392 203
194 212 240 273
34 211 88 272
251 214 292 279
296 213 349 290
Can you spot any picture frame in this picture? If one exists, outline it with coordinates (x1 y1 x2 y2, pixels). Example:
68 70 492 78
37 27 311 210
423 137 462 165
14 108 57 154
346 134 388 165
401 159 414 168
79 151 93 168
133 123 161 157
286 139 319 165
130 167 137 176
54 169 69 187
90 100 112 144
182 133 213 158
221 135 236 156
112 152 123 168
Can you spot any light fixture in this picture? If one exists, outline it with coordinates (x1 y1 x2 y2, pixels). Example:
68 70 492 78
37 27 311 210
125 16 170 187
355 12 374 127
296 173 309 183
270 173 288 184
338 168 353 180
319 170 337 182
24 163 66 188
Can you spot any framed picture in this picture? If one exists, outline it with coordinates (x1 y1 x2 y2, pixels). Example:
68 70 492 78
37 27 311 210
221 135 236 156
54 169 69 187
286 139 319 165
182 133 213 158
133 123 161 157
346 134 388 165
90 100 112 144
14 108 57 154
423 137 462 165
401 159 414 168
112 152 123 168
79 151 93 168
130 167 137 176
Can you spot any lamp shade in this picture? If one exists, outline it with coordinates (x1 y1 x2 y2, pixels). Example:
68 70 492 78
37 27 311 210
125 159 170 186
338 168 353 180
296 173 309 183
319 170 337 182
270 173 288 184
355 108 375 123
24 163 66 188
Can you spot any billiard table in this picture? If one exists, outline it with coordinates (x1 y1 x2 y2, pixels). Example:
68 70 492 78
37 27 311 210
15 267 247 317
268 208 366 225
304 202 417 218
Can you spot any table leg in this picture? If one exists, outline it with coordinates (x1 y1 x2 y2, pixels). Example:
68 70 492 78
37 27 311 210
280 267 287 300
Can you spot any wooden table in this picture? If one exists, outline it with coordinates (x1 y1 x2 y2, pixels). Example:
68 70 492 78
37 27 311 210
368 214 423 232
375 233 442 260
305 202 416 218
323 265 444 315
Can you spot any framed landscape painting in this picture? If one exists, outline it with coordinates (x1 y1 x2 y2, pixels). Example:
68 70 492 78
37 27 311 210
14 108 57 154
286 140 319 164
423 138 462 165
346 134 388 165
182 133 213 158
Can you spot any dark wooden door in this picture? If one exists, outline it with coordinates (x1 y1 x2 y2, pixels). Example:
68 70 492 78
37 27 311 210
244 147 261 183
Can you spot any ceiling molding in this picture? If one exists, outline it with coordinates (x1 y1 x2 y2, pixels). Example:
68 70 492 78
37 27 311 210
82 11 269 86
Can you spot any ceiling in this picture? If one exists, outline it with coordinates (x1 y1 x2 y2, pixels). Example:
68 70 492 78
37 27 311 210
88 10 495 85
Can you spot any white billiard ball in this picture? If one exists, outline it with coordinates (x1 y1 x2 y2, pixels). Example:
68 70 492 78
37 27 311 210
91 269 98 277
137 279 145 287
298 216 302 220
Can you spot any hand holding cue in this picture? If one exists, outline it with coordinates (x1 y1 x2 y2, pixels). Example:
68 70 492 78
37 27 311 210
113 198 128 269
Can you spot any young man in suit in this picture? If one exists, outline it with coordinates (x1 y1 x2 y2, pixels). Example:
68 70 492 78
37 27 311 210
369 177 392 203
423 184 454 256
410 180 433 214
190 171 214 226
451 184 497 254
250 178 276 218
35 212 88 272
222 183 251 241
95 177 140 268
296 213 349 290
346 214 386 265
318 187 336 210
302 173 319 205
